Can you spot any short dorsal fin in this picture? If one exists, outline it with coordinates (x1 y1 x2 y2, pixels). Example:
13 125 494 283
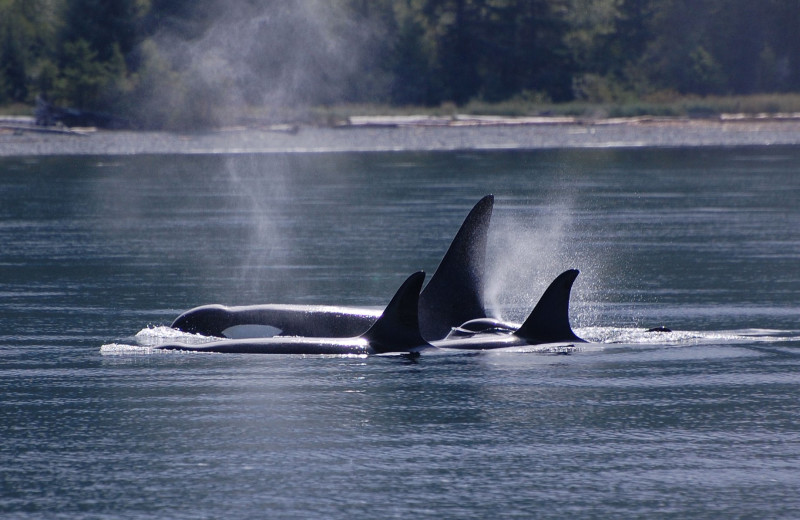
418 195 493 339
362 272 430 353
514 269 585 344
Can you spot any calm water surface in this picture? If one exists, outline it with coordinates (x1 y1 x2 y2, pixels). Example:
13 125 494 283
2 148 799 519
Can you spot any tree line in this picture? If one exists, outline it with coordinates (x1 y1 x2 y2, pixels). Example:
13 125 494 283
2 0 799 128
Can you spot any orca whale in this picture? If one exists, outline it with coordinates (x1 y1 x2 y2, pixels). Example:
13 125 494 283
430 269 586 351
646 326 672 333
157 272 431 355
170 195 493 341
157 270 584 356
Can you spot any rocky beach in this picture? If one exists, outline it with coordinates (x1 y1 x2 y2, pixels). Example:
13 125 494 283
3 114 800 155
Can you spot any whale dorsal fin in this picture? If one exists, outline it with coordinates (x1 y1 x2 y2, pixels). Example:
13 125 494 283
514 269 585 344
362 271 430 353
418 195 493 340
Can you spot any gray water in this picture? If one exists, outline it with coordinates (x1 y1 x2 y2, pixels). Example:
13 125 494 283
2 148 799 519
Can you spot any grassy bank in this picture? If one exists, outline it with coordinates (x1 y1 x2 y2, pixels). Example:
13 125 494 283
5 93 800 128
0 103 34 117
314 93 800 123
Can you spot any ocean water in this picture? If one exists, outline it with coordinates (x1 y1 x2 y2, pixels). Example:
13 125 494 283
1 148 799 519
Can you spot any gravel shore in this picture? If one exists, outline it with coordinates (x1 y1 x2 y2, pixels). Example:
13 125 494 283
3 115 800 156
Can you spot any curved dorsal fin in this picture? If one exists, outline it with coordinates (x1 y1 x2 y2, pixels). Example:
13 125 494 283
362 271 429 353
514 269 585 344
418 195 493 339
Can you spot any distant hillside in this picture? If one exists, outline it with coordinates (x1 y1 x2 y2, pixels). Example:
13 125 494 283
2 0 799 129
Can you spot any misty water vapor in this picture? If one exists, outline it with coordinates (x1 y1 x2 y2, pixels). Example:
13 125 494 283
142 1 386 127
485 199 609 329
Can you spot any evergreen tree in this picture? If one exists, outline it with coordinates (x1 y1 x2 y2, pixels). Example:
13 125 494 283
389 10 436 105
0 0 57 103
59 0 141 62
431 0 482 105
0 16 28 102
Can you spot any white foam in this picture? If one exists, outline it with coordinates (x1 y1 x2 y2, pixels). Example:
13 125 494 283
99 342 218 356
134 325 220 346
99 325 222 355
577 326 799 346
100 343 155 355
493 343 588 355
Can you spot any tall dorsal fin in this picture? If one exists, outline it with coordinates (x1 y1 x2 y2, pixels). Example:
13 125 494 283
514 269 585 343
362 271 430 353
418 195 493 340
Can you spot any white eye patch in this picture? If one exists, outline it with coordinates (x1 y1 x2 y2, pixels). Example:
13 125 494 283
222 325 283 339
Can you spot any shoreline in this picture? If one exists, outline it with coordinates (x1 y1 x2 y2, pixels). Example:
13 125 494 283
3 115 800 156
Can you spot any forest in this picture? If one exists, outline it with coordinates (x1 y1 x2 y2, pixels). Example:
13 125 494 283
2 0 799 128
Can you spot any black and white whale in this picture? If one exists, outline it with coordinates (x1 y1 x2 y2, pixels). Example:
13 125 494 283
157 272 431 355
170 195 493 341
157 270 584 355
429 269 586 351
